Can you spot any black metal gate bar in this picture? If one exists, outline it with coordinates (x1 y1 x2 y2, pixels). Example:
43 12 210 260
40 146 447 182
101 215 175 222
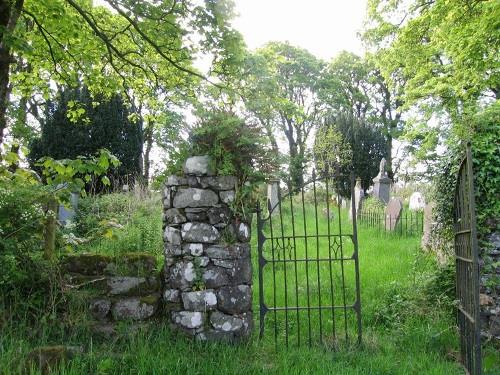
257 172 362 347
453 143 481 375
287 182 301 346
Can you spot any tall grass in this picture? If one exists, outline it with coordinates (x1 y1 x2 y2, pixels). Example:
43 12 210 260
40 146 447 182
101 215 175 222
1 192 498 374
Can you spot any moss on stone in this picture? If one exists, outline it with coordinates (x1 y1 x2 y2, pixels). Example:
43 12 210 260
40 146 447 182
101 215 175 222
25 345 82 374
139 294 160 306
62 254 113 276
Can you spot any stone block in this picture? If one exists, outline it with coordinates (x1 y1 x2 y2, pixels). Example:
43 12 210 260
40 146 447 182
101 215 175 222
111 295 159 320
62 254 113 276
196 330 235 343
164 208 187 225
184 243 204 256
207 206 232 225
211 258 251 284
164 244 185 257
117 254 157 276
184 208 208 221
200 176 237 191
173 188 219 208
89 298 111 321
164 226 182 245
202 265 230 288
217 285 252 314
181 222 220 243
165 175 187 187
236 222 251 242
220 190 235 204
163 289 180 303
172 311 205 329
210 311 243 332
187 175 201 187
182 290 217 311
205 243 250 260
198 256 210 267
184 156 214 176
237 312 253 337
106 276 158 296
163 187 173 209
168 261 196 290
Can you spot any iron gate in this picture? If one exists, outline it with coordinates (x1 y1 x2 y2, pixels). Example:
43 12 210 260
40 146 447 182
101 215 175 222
257 172 362 347
454 143 481 375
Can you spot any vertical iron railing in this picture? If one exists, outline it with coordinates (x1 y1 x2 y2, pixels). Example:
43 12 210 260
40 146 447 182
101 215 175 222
453 143 481 375
257 172 362 348
357 208 424 237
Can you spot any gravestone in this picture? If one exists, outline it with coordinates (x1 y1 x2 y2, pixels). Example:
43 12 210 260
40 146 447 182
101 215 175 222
372 158 392 204
58 192 79 225
421 202 435 250
342 199 350 210
162 156 252 342
409 192 426 211
349 177 364 220
267 180 279 213
385 197 403 231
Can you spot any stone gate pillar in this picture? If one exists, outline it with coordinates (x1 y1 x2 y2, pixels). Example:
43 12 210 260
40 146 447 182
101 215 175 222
162 156 252 342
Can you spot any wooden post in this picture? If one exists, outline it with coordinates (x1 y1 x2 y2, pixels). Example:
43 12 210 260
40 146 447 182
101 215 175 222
44 197 57 260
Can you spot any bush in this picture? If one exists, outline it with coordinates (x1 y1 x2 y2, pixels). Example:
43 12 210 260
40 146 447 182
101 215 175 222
0 178 50 303
183 110 277 216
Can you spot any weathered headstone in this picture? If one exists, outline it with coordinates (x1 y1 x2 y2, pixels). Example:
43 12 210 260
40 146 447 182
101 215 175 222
409 192 426 211
385 197 403 231
58 192 79 225
372 158 392 204
421 202 435 250
349 177 364 220
267 180 279 213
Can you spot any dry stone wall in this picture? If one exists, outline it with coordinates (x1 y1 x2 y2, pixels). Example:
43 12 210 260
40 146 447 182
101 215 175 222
63 253 161 336
162 156 253 342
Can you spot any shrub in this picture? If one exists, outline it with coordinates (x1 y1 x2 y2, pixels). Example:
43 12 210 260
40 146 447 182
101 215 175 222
185 110 276 216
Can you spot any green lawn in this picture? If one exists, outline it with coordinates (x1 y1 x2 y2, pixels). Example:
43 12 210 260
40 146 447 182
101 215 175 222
2 195 498 374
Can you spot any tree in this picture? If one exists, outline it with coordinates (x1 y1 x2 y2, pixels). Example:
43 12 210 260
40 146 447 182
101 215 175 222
29 86 142 186
314 114 387 198
243 42 325 190
320 51 403 177
0 0 238 149
363 0 499 159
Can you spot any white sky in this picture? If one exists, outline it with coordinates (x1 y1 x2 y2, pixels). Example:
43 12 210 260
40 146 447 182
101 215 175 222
232 0 367 59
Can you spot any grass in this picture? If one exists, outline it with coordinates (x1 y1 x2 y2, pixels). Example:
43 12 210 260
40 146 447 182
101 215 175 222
1 192 498 374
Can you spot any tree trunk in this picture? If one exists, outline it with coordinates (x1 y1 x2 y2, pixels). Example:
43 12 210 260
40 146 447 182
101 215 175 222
287 134 304 191
44 197 57 260
0 0 24 148
142 123 154 186
386 133 393 180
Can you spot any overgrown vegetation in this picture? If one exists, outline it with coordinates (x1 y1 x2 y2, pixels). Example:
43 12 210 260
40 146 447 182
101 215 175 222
432 103 500 257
